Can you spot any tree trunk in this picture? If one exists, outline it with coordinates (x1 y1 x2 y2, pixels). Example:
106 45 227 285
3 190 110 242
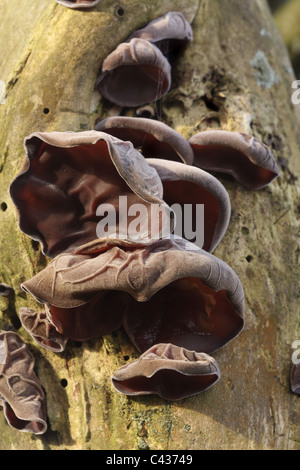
0 0 299 450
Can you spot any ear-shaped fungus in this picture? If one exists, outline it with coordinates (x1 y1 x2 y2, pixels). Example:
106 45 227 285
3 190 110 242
95 39 171 107
95 12 193 107
0 330 47 434
10 130 171 258
95 116 194 165
111 343 220 400
189 130 280 190
146 158 231 252
56 0 101 9
19 307 68 353
0 283 14 297
21 236 244 350
291 363 300 395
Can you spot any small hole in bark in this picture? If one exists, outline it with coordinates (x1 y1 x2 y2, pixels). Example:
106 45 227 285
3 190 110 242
43 108 50 115
123 355 129 361
1 202 7 212
60 379 68 388
246 255 253 263
115 6 125 17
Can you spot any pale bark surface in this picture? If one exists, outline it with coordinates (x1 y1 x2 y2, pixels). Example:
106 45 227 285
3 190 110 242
0 0 299 450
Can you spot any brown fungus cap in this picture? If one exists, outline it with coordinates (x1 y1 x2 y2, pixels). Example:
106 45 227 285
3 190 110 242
146 158 231 252
56 0 101 9
0 330 47 434
95 116 194 165
189 130 280 190
111 343 220 401
291 363 300 396
95 38 171 107
19 307 68 353
21 236 244 349
10 130 172 258
128 11 193 51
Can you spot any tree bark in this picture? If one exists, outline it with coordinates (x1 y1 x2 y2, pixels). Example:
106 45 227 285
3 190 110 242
0 0 299 450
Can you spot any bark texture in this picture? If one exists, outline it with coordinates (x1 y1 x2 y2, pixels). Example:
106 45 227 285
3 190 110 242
0 0 300 450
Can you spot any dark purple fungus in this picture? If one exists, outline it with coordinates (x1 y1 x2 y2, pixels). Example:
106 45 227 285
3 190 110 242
0 330 47 434
111 343 220 400
21 236 244 350
189 130 280 190
56 0 101 9
95 12 193 107
9 131 172 258
19 307 68 353
291 363 300 396
95 38 171 107
95 116 194 164
146 158 231 252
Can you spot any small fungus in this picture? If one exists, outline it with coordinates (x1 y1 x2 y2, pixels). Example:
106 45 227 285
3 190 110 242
0 330 47 434
189 130 280 190
95 116 194 164
10 131 172 258
146 158 231 252
19 307 68 353
111 343 220 400
128 11 193 53
95 38 171 107
21 236 244 349
56 0 101 9
291 363 300 396
95 12 193 107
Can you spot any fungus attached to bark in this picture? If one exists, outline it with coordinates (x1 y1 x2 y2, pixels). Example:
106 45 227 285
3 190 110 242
95 38 171 107
189 130 280 190
128 11 193 53
111 343 220 400
19 307 68 353
56 0 101 9
146 158 231 252
0 283 14 297
291 363 300 396
95 116 194 164
0 330 47 434
21 236 244 350
10 131 172 258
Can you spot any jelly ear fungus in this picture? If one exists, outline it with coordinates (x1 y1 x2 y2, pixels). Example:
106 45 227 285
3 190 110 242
9 130 172 258
189 130 280 190
111 343 220 401
95 12 193 107
0 330 47 434
56 0 101 9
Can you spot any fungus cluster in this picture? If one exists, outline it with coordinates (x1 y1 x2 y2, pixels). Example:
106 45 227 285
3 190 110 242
3 8 283 435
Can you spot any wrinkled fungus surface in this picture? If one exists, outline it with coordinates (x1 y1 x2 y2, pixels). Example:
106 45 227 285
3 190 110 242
189 130 280 190
0 330 47 434
19 307 68 353
21 236 244 347
10 131 171 258
95 116 194 165
112 343 220 400
96 38 172 107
